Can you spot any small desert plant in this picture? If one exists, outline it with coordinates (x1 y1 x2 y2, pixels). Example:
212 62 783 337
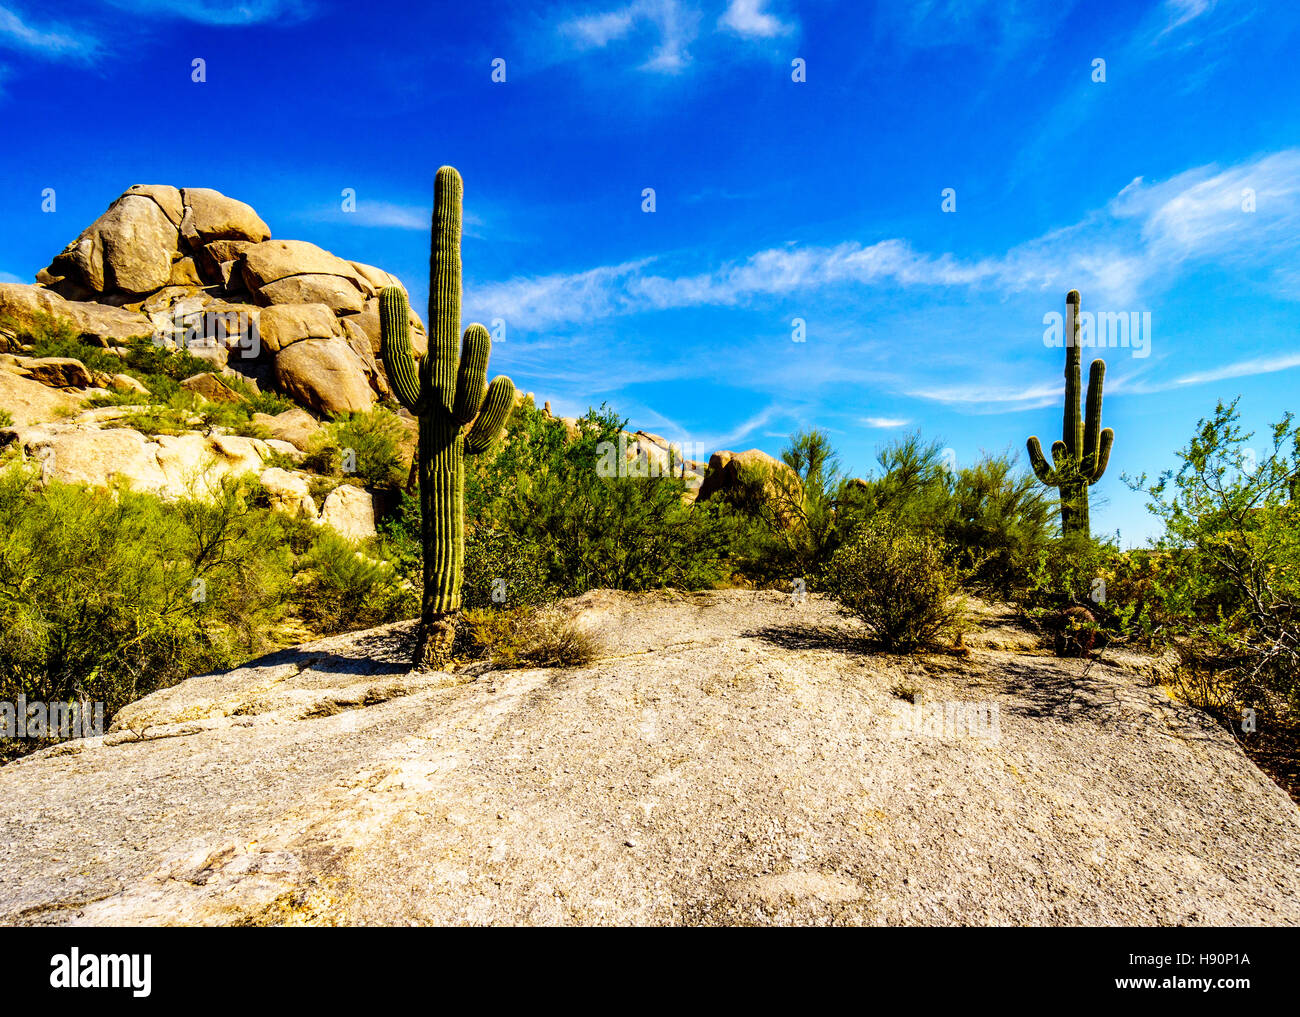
1052 605 1100 659
460 606 599 668
293 530 416 635
0 409 13 428
825 519 965 652
888 680 923 703
223 375 294 416
302 408 408 489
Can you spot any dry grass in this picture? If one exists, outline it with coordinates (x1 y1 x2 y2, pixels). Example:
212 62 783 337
459 606 601 669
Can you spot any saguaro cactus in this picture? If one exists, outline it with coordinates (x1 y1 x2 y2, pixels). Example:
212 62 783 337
380 166 515 667
1026 290 1114 537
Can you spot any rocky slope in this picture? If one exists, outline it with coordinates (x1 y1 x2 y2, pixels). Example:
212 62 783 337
2 590 1297 926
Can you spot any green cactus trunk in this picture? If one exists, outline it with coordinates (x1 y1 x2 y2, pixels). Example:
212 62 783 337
380 166 515 668
1027 290 1113 539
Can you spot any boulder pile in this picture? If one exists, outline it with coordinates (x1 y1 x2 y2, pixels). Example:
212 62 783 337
8 184 427 417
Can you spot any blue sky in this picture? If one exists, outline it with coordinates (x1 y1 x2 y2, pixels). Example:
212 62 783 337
1 0 1298 544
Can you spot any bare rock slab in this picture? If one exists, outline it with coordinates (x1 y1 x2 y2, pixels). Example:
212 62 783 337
1 591 1297 926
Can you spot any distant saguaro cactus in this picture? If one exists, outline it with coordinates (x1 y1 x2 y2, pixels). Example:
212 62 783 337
1026 290 1114 537
380 166 515 667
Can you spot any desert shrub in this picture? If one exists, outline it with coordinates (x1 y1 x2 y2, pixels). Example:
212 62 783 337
15 313 126 374
223 375 294 416
729 428 842 584
292 530 416 635
840 435 1053 594
0 409 12 428
825 518 965 652
229 416 272 439
1021 533 1117 606
1018 536 1175 643
1130 399 1300 713
944 453 1054 592
0 469 293 729
119 335 220 384
468 400 735 595
841 433 954 533
0 464 424 758
105 390 203 436
460 606 600 668
731 430 1052 596
16 315 287 424
463 526 554 608
302 408 407 488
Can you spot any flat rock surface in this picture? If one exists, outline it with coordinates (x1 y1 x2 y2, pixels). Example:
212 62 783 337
2 590 1298 926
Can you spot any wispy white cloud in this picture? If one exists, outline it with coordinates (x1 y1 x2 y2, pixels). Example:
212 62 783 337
560 0 701 73
904 380 1063 413
104 0 317 25
1172 352 1300 387
345 201 428 231
861 416 911 428
718 0 793 38
0 6 98 59
909 346 1300 412
296 200 490 235
871 0 1077 60
473 149 1300 330
0 269 25 284
1157 0 1217 39
698 403 786 450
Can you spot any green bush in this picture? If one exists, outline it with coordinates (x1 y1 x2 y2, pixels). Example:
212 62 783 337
0 409 13 428
463 526 553 608
728 428 841 584
944 453 1053 592
293 529 416 635
1130 399 1300 712
303 408 408 488
467 399 735 596
0 469 293 725
825 519 965 652
729 431 1052 595
0 465 420 757
223 375 295 416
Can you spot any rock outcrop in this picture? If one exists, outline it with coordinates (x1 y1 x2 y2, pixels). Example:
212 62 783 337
696 449 802 522
1 591 1297 926
11 184 427 414
0 409 375 541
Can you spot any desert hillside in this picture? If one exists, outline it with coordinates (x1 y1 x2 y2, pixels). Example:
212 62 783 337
3 590 1297 927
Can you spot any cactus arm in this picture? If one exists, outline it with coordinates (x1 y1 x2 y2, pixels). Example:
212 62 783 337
1081 358 1106 477
1051 440 1071 475
465 376 516 455
379 286 425 413
1026 436 1057 484
1088 428 1114 485
452 323 491 425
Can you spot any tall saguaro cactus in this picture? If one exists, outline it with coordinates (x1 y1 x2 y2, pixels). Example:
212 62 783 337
1026 290 1114 537
380 166 515 668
